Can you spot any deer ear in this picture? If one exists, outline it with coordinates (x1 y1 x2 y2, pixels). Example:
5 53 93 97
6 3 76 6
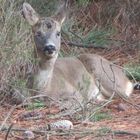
53 0 68 24
22 2 39 26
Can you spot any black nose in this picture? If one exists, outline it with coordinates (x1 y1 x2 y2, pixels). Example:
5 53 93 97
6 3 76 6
43 44 56 54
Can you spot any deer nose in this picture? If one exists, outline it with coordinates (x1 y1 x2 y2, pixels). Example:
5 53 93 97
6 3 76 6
43 44 56 54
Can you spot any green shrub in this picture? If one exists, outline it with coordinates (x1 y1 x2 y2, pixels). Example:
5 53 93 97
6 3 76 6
83 27 115 47
125 64 140 81
76 0 91 7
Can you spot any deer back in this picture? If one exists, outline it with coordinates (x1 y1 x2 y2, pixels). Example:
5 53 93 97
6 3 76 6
78 54 133 98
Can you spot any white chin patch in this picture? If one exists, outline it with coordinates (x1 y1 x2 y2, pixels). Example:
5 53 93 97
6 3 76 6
45 51 56 57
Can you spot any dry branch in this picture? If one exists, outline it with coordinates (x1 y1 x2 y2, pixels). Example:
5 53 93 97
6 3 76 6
1 125 140 138
4 123 14 140
61 41 109 49
113 130 140 137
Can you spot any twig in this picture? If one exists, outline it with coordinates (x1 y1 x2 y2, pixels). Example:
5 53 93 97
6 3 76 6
87 98 113 120
49 106 83 119
2 125 140 138
100 59 140 110
16 90 62 108
61 41 108 49
101 59 115 83
113 64 137 83
109 62 140 110
5 123 14 140
1 125 46 135
113 130 140 137
68 30 83 41
87 58 117 120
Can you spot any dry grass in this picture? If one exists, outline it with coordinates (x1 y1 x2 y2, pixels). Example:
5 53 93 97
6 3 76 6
0 0 33 104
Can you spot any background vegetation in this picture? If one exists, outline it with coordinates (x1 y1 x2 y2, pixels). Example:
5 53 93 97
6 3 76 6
0 0 140 104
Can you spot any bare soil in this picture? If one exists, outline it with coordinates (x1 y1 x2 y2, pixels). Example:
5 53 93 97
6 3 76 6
0 89 139 140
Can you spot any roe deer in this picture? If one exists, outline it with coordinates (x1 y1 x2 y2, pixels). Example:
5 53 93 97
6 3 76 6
22 2 136 106
22 2 100 106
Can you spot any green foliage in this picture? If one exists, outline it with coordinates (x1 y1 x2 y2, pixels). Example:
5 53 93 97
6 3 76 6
124 64 140 81
62 17 84 43
27 101 45 110
90 112 112 122
83 27 116 47
63 16 117 49
61 18 82 56
9 79 27 89
76 0 91 7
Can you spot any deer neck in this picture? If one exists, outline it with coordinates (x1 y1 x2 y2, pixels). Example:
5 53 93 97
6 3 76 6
35 54 58 90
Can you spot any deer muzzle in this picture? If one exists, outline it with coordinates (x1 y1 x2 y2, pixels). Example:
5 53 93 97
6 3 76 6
43 44 56 55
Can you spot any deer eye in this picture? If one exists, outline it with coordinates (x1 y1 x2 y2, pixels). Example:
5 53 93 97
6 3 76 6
56 31 61 37
36 31 42 37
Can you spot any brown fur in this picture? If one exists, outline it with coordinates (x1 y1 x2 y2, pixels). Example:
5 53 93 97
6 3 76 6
22 2 133 106
78 54 133 98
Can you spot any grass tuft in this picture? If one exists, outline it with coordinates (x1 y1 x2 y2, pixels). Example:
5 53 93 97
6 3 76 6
90 112 112 122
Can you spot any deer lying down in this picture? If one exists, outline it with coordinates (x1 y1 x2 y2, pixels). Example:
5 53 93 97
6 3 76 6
22 2 138 106
78 54 133 99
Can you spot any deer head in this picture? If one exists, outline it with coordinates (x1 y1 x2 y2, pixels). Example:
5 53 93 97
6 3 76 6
22 1 67 60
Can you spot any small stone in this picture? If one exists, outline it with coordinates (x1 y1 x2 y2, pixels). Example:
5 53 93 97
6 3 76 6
22 130 35 139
